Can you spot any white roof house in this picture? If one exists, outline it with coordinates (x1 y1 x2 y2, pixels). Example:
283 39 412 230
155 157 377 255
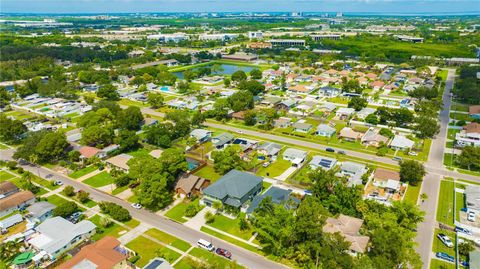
283 148 308 165
357 107 376 119
389 135 414 150
309 156 337 170
190 129 213 143
28 217 96 259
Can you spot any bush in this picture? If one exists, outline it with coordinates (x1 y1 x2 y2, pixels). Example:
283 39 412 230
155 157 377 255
239 217 250 231
185 203 200 217
114 174 132 187
7 161 17 170
53 201 78 218
77 190 90 203
99 216 112 228
63 185 75 197
129 255 140 264
99 202 131 222
205 211 215 223
377 146 388 156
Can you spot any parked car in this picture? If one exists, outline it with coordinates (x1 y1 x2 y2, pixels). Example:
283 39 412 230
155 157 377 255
45 174 54 179
436 252 454 263
262 161 271 168
54 180 63 186
455 227 472 235
392 156 403 162
197 239 215 251
437 233 454 248
408 151 418 156
131 203 142 209
338 150 346 155
70 212 83 219
468 211 476 222
326 148 335 153
236 130 244 134
216 247 232 259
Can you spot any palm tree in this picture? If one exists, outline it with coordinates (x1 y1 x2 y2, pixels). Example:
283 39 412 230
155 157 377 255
0 241 22 262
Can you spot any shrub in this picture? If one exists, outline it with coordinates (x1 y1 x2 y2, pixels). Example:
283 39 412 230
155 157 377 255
99 202 131 222
7 161 17 170
114 174 131 187
77 190 90 203
185 203 200 217
53 201 78 218
99 216 112 228
205 211 215 223
63 185 75 197
239 217 250 231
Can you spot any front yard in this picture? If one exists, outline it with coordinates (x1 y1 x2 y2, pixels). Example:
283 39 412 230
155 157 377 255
436 180 455 226
126 236 181 267
144 228 191 252
207 213 255 241
165 198 202 223
69 165 98 179
83 171 115 188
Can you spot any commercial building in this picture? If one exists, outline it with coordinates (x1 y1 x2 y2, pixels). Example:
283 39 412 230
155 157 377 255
267 39 306 46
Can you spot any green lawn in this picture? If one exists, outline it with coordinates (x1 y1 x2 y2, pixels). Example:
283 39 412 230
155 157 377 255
257 157 292 178
404 184 420 204
112 185 129 195
89 214 128 240
81 199 98 208
83 171 114 188
194 165 222 182
165 199 202 223
207 213 255 241
0 171 16 181
127 236 181 267
430 258 455 269
450 112 474 122
450 102 469 112
144 228 191 252
125 218 141 229
127 195 138 203
432 228 456 257
126 147 151 159
69 165 98 179
447 129 460 140
189 247 245 269
456 192 465 221
436 180 455 226
443 153 455 167
46 194 71 207
262 181 272 193
118 99 148 108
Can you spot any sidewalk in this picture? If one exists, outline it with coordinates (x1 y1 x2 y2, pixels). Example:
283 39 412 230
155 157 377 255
274 166 297 181
118 223 151 245
184 207 214 230
203 224 260 248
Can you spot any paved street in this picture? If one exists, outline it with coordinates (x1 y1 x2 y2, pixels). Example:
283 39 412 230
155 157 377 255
0 150 288 269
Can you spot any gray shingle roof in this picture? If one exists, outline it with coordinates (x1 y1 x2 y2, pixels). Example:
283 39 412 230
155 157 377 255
211 132 235 147
246 186 298 214
202 170 262 202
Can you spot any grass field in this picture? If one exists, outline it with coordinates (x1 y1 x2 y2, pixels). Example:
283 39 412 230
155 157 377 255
436 180 455 226
207 213 255 241
165 199 202 223
46 194 71 207
430 258 455 269
89 214 128 241
144 228 191 252
83 171 114 187
194 165 222 182
432 228 456 257
127 236 181 267
189 247 246 269
456 192 465 222
69 165 98 179
404 184 420 204
0 170 16 181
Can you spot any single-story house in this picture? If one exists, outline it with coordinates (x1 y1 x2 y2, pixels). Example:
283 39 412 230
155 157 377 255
339 127 362 142
28 217 96 260
232 138 258 151
0 191 35 218
323 214 370 256
190 129 213 143
340 162 368 186
336 107 355 120
211 133 235 149
309 156 337 170
57 236 131 269
316 124 336 137
260 96 282 107
79 146 102 159
469 105 480 120
283 148 308 165
273 117 292 128
318 86 341 97
361 128 389 148
318 102 337 113
26 201 56 223
201 170 263 209
357 108 376 120
246 187 300 216
98 144 120 159
292 122 312 133
456 122 480 147
389 135 414 150
0 181 19 199
175 173 210 197
275 99 297 111
372 168 401 191
231 111 246 121
257 142 283 157
466 185 480 213
105 154 133 172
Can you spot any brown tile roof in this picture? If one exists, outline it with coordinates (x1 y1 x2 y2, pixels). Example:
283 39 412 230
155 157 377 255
57 236 127 269
175 173 206 195
79 146 101 158
0 191 35 211
374 168 401 181
106 154 133 171
339 128 362 140
323 214 370 254
0 181 19 196
288 85 309 92
370 80 385 88
464 122 480 134
469 105 480 115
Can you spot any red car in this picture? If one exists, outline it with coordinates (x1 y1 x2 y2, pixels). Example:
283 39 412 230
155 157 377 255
215 248 232 259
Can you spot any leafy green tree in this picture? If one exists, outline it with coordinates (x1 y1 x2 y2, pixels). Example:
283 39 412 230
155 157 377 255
99 202 131 222
35 132 69 163
237 80 265 95
118 106 144 131
144 123 174 148
116 130 139 151
364 113 378 125
231 70 247 82
81 125 115 148
399 160 425 186
457 146 480 170
97 84 120 101
228 90 254 112
159 148 187 179
459 240 475 256
53 201 78 218
77 108 114 128
191 111 205 127
63 185 75 197
68 150 81 162
250 69 262 79
0 114 27 143
348 96 368 111
0 88 11 108
244 110 257 126
77 190 90 203
415 116 439 138
147 92 164 108
211 145 249 174
224 77 231 87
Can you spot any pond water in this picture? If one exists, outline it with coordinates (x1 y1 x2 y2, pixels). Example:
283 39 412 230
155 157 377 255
172 63 255 79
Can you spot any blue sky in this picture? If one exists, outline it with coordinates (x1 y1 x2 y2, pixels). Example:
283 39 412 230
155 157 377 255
1 0 479 14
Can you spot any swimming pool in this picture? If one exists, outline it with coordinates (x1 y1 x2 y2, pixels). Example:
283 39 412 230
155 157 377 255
186 157 200 171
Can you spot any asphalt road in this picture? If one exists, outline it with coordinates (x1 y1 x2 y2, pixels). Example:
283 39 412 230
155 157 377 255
0 149 288 269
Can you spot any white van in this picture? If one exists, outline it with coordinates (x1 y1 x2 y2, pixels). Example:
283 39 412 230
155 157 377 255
197 239 215 251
